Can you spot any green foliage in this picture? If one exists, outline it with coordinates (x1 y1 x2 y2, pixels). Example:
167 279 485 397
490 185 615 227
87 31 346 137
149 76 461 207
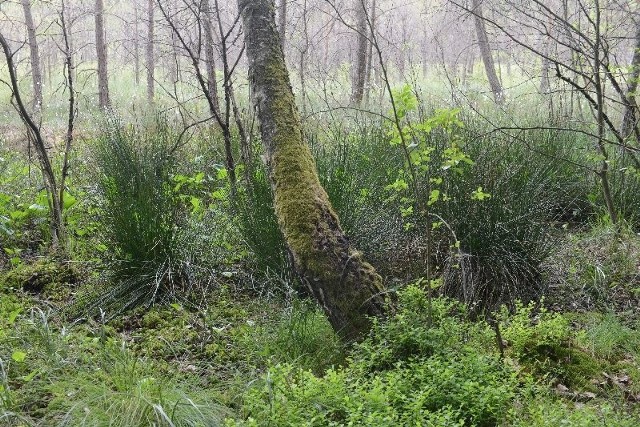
85 116 194 316
499 302 605 390
262 299 344 373
0 302 229 426
0 155 51 256
548 225 640 311
231 286 518 426
577 313 640 361
386 86 473 232
510 395 639 427
314 119 403 268
593 151 640 228
234 160 290 280
435 126 579 310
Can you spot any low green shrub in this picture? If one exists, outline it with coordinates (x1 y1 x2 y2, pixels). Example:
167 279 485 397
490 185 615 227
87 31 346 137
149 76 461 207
498 301 604 390
230 286 517 426
545 225 640 312
79 116 200 317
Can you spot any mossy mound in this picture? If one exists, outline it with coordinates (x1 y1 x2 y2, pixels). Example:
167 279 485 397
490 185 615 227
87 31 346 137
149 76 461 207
0 259 79 299
521 341 604 390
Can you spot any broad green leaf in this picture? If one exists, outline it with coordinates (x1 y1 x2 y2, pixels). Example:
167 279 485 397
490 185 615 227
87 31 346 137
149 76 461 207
12 350 27 363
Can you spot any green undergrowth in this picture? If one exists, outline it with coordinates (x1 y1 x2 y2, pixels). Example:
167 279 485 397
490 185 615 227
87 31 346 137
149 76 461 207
0 281 639 425
545 225 640 313
228 286 640 426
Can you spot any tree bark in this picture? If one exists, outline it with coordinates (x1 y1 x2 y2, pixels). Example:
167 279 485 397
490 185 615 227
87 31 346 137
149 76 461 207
60 0 76 219
202 0 220 116
238 0 386 342
622 24 640 140
21 0 43 111
278 0 286 52
95 0 111 109
472 0 503 104
352 0 368 105
146 0 155 101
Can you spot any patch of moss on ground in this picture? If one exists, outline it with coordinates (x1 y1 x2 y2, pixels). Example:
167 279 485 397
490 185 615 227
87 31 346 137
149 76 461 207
0 259 79 302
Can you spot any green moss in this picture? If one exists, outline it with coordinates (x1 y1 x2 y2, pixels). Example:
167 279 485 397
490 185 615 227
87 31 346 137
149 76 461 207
521 341 604 390
0 259 78 301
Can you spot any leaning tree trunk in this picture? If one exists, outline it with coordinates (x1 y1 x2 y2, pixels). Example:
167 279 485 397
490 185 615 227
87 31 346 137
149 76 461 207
95 0 111 109
622 24 640 141
238 0 386 341
472 0 503 104
21 0 43 111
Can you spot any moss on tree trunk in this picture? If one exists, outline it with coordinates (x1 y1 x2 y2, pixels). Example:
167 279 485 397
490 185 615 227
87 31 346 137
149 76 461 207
238 0 386 341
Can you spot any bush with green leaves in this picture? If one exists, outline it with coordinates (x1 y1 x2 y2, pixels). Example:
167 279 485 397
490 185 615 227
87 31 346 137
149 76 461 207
0 153 52 260
434 133 563 310
371 92 580 309
229 285 640 426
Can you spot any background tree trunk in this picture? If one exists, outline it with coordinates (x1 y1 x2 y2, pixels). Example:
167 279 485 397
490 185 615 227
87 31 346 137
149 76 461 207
95 0 111 109
352 0 369 106
472 0 503 104
0 31 63 246
21 0 43 111
622 24 640 140
238 0 386 342
133 0 140 85
363 0 376 105
146 0 154 101
202 0 220 116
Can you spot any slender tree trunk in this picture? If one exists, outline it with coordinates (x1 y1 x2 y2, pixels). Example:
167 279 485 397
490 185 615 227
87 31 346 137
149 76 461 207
146 0 155 101
202 0 220 116
472 0 503 104
278 0 287 52
540 53 551 94
238 0 386 342
463 49 474 85
95 0 111 109
134 0 140 85
46 44 53 86
21 0 43 111
212 0 237 190
352 0 368 105
0 31 63 246
399 14 407 76
60 0 76 217
593 3 617 225
364 0 376 105
622 24 640 140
